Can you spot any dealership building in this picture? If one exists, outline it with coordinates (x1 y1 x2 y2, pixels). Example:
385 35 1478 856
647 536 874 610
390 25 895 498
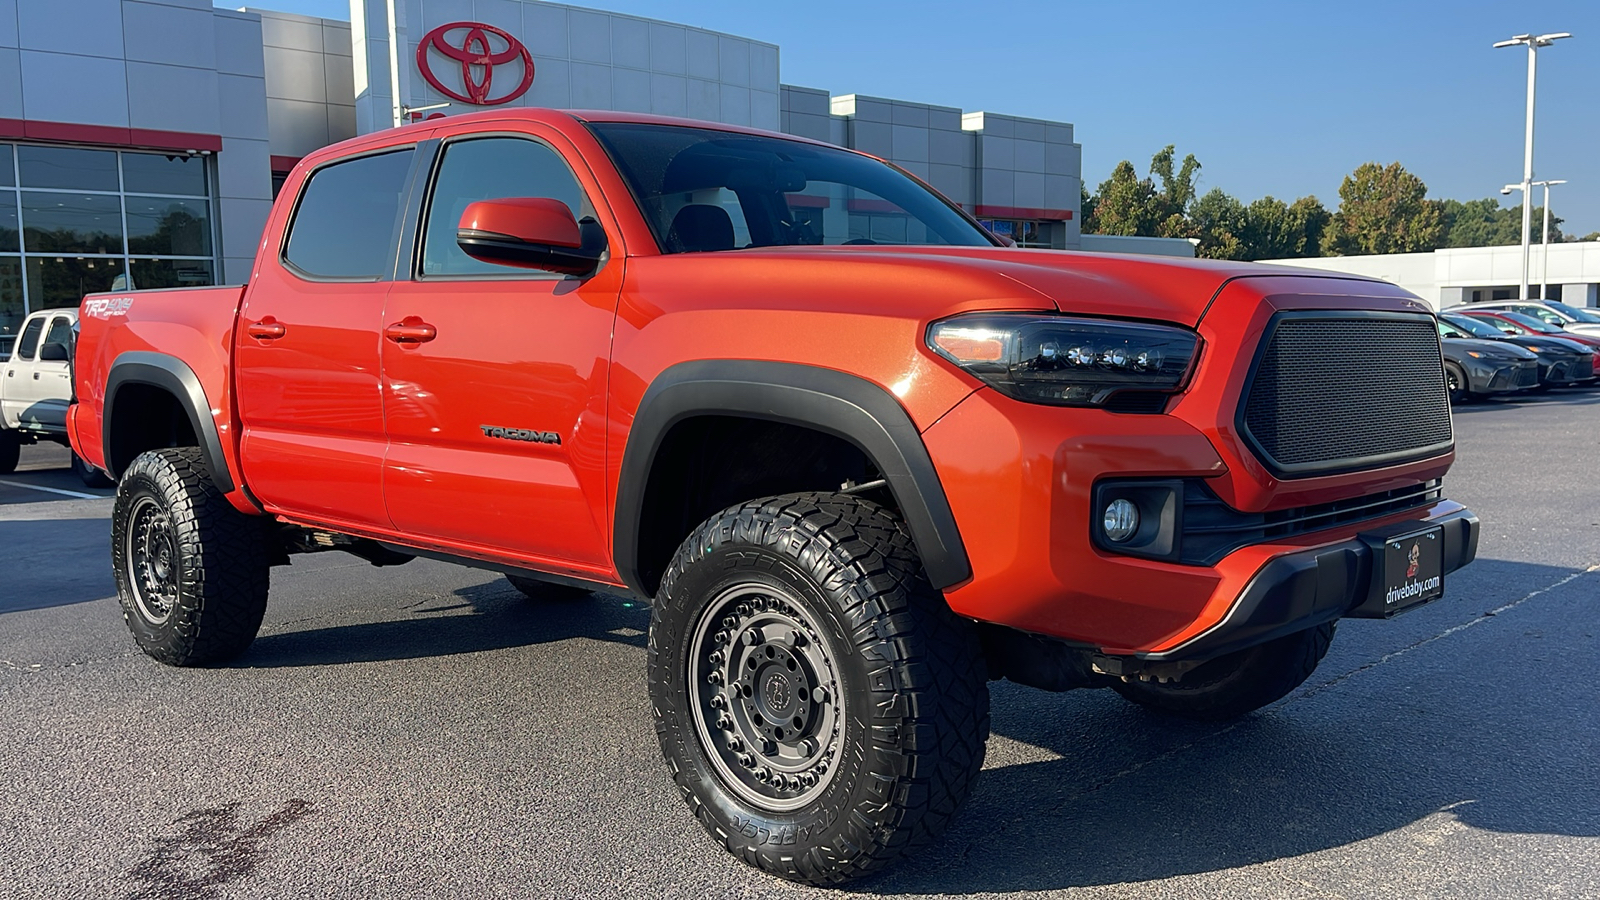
0 0 1146 338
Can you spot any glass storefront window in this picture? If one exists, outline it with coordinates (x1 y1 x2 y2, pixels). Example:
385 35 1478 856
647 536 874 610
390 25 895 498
24 255 126 309
128 258 215 290
1 257 23 338
20 193 125 254
126 196 211 256
17 146 120 192
122 153 208 197
1 193 17 253
0 142 216 317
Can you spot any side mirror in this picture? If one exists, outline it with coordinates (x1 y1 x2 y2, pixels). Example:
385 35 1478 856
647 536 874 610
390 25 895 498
457 198 606 277
39 341 70 362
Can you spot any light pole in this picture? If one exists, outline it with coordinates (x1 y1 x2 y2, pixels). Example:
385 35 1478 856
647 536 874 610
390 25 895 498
1493 32 1572 300
1501 177 1568 300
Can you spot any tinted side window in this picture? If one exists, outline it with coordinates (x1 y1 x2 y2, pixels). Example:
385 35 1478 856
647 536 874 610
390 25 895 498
43 316 73 350
16 317 43 361
284 149 415 279
420 138 586 277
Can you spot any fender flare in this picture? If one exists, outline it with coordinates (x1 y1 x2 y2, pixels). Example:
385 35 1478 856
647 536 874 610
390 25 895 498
104 351 235 492
613 360 971 595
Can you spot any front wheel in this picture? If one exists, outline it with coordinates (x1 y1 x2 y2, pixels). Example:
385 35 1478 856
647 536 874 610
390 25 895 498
1444 363 1471 405
648 494 989 886
111 448 270 666
1111 621 1335 721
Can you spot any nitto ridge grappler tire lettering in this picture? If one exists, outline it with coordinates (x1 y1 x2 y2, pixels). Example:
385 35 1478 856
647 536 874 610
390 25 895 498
111 448 270 666
648 493 989 886
1111 621 1336 722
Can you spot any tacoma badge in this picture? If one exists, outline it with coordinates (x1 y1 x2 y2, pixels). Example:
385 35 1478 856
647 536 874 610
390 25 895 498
480 425 561 445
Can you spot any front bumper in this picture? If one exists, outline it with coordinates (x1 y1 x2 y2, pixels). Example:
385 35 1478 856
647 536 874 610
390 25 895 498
1132 505 1477 663
1467 358 1539 394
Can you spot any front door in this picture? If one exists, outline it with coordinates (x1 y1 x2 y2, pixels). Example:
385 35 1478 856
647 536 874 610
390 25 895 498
380 131 622 575
235 147 418 531
1 312 72 431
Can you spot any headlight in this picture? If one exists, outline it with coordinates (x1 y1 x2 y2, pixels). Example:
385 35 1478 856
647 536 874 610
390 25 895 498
927 314 1200 407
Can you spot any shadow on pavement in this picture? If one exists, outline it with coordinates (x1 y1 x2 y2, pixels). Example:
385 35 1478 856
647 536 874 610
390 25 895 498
236 578 649 667
856 556 1600 895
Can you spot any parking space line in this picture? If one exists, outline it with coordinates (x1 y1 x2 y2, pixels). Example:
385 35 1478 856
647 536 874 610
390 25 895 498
0 479 107 501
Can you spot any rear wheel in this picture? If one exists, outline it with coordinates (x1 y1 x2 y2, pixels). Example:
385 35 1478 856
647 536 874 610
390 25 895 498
649 493 989 885
1111 622 1335 722
0 432 18 474
111 448 270 666
504 573 592 602
71 451 114 488
1444 363 1471 405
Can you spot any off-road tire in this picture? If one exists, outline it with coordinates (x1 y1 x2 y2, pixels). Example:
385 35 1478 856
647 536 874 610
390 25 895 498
1111 621 1335 721
111 448 270 666
648 493 989 886
1444 362 1471 405
0 432 19 474
71 451 114 488
504 573 592 602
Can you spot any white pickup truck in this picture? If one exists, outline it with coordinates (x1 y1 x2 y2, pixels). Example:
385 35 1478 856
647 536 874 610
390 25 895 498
0 308 109 485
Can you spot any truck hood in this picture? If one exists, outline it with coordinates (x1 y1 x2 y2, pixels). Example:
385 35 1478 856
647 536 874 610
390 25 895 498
715 245 1377 328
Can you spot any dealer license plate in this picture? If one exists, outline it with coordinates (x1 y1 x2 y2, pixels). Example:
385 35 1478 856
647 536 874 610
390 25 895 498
1375 525 1444 615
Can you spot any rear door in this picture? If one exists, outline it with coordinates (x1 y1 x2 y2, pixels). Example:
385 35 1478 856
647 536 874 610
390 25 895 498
234 145 420 531
26 312 75 429
379 127 624 573
1 313 45 428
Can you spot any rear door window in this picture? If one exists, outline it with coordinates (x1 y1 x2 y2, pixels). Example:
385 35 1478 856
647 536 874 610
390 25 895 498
15 316 42 361
284 149 416 279
43 315 72 350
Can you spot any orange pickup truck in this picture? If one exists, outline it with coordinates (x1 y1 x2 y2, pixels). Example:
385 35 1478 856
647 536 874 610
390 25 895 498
71 108 1477 885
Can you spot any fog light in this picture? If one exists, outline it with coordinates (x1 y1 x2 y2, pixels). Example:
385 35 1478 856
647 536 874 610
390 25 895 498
1102 499 1140 542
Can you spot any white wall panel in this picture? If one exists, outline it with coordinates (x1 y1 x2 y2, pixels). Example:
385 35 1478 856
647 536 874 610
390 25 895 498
18 0 123 58
264 46 328 103
649 73 686 117
611 16 648 69
522 4 568 58
0 49 20 118
648 23 685 75
0 0 16 48
568 10 609 64
612 67 650 112
124 2 215 69
216 137 271 200
569 61 610 107
129 62 221 133
214 12 266 78
20 51 129 127
523 57 570 108
685 29 718 80
220 73 271 141
749 91 778 131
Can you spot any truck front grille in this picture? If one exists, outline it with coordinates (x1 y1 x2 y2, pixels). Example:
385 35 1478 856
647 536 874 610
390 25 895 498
1239 313 1454 477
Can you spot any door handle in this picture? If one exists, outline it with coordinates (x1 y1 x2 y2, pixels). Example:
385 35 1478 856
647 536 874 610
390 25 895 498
384 318 437 344
247 318 287 341
33 372 39 380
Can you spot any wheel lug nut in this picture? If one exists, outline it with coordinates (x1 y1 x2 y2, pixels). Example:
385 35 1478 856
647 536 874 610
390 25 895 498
760 738 778 756
710 694 726 710
728 736 744 752
783 629 804 647
716 713 733 731
708 650 724 665
742 627 764 646
707 671 722 685
812 687 829 704
798 738 817 756
755 767 771 782
738 753 755 768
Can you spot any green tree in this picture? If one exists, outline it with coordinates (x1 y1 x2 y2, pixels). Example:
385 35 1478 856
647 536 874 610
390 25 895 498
1440 197 1563 247
1190 188 1247 259
1582 231 1600 242
1086 159 1161 236
1237 195 1331 259
1322 162 1445 256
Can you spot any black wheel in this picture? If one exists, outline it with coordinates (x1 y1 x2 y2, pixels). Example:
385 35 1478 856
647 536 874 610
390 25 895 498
649 493 989 886
111 448 270 666
1111 621 1335 721
0 432 18 474
504 573 592 601
71 451 114 488
1444 363 1471 405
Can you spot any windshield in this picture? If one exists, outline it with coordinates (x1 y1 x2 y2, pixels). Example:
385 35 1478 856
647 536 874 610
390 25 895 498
587 123 995 253
1499 311 1562 333
1547 301 1600 324
1441 313 1504 338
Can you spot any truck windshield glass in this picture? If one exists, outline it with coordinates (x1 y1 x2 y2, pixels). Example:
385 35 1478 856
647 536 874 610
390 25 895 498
587 123 995 253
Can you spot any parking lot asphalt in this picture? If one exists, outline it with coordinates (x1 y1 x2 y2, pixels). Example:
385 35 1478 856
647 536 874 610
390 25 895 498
1 391 1597 900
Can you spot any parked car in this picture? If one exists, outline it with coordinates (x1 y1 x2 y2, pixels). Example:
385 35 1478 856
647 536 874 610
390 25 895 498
1467 300 1600 336
1456 310 1600 384
69 108 1479 886
0 308 112 484
1434 317 1540 403
1440 312 1596 389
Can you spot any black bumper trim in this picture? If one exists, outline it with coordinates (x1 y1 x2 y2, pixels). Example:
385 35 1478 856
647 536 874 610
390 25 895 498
1133 506 1479 664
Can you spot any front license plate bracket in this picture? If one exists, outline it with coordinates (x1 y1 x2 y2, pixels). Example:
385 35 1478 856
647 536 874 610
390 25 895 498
1350 524 1445 618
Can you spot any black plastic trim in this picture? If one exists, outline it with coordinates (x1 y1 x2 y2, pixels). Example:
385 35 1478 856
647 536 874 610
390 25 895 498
613 360 971 594
1134 505 1478 663
1236 309 1455 479
103 351 234 492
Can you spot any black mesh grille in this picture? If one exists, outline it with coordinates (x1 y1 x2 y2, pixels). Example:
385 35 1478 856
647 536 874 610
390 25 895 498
1575 357 1594 380
1517 362 1540 387
1241 314 1453 476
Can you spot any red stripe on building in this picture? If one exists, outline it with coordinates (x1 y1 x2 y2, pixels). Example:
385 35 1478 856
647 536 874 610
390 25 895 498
974 205 1074 221
0 118 221 153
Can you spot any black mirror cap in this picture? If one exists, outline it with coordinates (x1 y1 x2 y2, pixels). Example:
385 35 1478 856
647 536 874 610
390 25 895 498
457 217 608 277
39 341 70 362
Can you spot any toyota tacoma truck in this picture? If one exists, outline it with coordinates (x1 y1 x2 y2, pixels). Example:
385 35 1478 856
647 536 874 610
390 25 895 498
70 108 1478 885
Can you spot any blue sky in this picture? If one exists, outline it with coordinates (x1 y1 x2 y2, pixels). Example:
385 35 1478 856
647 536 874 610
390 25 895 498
234 0 1600 235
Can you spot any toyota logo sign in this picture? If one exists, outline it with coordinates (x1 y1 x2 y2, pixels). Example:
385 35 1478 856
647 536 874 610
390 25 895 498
416 22 534 106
